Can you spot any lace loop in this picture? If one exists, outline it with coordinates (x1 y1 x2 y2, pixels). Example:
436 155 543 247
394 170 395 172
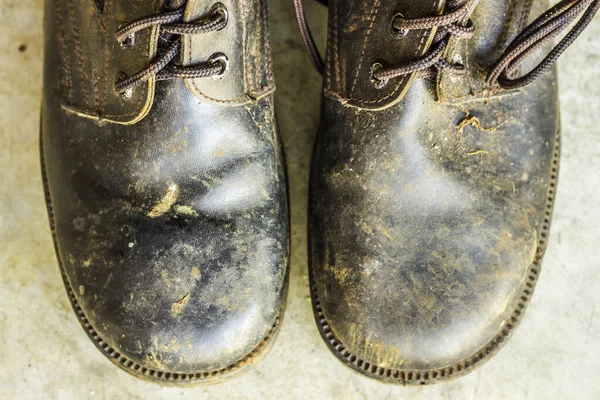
114 2 228 94
293 0 324 74
487 0 600 89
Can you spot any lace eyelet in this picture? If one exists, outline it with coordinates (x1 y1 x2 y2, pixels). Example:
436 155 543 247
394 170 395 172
208 52 230 80
115 72 134 99
211 2 229 30
119 34 135 50
116 23 136 50
390 13 409 39
369 63 389 89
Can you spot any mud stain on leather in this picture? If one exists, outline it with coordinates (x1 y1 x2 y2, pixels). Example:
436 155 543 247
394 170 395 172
349 325 404 369
146 337 168 370
171 293 190 317
148 183 179 218
159 337 181 354
376 226 394 241
173 204 198 217
361 256 381 276
455 106 505 141
73 217 86 231
466 149 489 161
333 267 350 283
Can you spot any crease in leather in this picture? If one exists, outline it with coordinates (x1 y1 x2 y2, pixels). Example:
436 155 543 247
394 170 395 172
182 0 275 105
324 0 444 110
55 0 159 125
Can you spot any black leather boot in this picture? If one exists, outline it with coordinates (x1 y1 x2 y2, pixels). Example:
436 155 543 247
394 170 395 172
42 0 288 384
296 0 598 383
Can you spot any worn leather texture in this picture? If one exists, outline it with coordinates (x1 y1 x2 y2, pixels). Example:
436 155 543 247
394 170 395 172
52 0 160 124
310 0 559 382
182 0 275 104
42 0 288 380
323 0 444 110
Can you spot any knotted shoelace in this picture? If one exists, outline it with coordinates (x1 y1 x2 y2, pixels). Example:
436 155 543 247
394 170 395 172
115 0 228 95
294 0 599 90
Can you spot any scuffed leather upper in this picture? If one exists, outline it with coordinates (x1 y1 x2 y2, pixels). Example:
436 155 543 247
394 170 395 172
323 0 444 110
42 0 287 374
182 0 274 104
311 0 558 374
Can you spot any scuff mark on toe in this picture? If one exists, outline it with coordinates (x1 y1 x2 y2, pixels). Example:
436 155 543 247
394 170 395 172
173 205 198 217
171 293 190 317
148 183 179 218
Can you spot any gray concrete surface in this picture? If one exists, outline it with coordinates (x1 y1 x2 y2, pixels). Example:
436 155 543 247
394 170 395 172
1 0 599 399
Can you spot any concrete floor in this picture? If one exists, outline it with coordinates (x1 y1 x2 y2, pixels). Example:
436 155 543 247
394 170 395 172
1 0 599 399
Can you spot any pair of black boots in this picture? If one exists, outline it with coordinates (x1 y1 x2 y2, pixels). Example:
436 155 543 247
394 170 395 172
41 0 597 385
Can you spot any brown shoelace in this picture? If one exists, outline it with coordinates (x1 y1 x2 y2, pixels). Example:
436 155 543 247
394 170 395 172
295 0 599 90
293 0 325 74
373 0 475 84
115 1 228 94
488 0 600 89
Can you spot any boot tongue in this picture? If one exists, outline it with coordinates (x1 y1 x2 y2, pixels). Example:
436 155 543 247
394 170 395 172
181 0 274 105
325 0 444 110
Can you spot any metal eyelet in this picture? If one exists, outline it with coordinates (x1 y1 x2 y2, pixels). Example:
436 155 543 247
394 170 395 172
369 63 389 89
120 87 134 99
119 33 135 50
116 23 135 50
208 52 230 80
211 2 229 30
390 13 409 39
115 71 133 99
